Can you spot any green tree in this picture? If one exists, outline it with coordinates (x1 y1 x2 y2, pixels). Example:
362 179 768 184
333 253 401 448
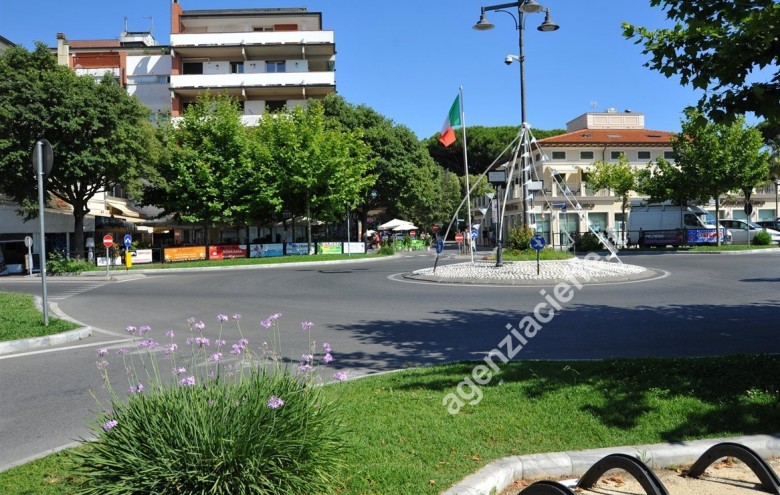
623 0 780 123
637 110 769 245
0 43 157 259
321 95 440 229
145 93 277 251
255 101 374 249
587 154 637 245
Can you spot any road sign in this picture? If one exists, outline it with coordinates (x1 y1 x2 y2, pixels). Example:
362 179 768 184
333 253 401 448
31 139 54 178
103 234 113 248
455 233 464 243
471 228 478 239
744 202 753 216
436 239 444 254
530 235 546 251
432 225 439 232
124 234 132 248
24 236 33 248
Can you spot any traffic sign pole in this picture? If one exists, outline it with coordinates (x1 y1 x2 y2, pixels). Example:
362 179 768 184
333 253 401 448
103 234 113 280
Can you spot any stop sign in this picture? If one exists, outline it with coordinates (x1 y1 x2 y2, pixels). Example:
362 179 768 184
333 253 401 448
103 234 113 248
455 233 464 243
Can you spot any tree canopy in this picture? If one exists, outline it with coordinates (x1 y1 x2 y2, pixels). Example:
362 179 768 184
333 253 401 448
587 154 637 244
0 43 158 258
623 0 780 124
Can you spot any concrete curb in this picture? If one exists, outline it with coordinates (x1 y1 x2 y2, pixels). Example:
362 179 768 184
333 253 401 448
441 434 780 495
0 326 92 356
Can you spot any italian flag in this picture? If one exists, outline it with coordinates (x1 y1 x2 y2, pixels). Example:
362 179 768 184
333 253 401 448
438 95 461 147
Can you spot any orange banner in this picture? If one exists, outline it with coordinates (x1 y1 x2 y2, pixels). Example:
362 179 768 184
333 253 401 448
164 246 206 262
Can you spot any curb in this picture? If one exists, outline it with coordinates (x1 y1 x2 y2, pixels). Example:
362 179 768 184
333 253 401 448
0 326 92 356
441 433 780 495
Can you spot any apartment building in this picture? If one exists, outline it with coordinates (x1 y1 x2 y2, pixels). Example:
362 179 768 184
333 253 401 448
475 110 779 248
169 0 336 124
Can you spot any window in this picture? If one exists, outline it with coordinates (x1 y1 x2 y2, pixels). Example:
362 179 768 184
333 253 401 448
266 100 286 112
580 151 594 160
552 151 566 160
638 151 651 160
182 62 203 75
230 62 244 74
664 151 675 160
610 151 624 160
266 61 286 73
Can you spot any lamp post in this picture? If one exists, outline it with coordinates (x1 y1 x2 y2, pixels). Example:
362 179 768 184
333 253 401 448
474 0 559 229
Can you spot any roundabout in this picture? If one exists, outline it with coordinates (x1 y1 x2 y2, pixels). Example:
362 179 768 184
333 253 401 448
404 257 665 286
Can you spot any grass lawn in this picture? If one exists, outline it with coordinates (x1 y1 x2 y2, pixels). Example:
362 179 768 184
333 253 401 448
0 292 79 341
2 355 778 495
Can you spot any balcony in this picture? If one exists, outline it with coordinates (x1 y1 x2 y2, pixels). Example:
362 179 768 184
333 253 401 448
170 71 336 98
171 31 335 60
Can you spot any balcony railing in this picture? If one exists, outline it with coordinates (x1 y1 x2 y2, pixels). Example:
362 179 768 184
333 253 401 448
171 31 334 48
170 71 335 89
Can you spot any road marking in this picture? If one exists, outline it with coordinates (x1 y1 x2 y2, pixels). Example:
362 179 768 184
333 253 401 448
0 338 133 360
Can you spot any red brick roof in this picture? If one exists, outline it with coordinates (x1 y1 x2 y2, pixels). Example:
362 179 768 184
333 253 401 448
539 129 675 146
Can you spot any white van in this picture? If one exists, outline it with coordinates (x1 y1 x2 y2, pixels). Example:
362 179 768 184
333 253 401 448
627 200 730 247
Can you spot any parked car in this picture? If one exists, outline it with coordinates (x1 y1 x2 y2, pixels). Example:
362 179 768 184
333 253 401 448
755 220 780 231
719 219 780 244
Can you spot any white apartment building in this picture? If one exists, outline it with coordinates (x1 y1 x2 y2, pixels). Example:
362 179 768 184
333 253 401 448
169 1 336 124
475 110 779 248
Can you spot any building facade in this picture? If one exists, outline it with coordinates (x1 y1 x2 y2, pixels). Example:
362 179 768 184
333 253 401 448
169 0 336 124
474 110 780 248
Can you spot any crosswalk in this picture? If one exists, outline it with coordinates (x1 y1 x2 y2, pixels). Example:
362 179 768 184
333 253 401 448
46 281 109 300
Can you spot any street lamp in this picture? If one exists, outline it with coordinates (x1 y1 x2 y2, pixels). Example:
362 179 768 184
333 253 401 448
474 0 559 229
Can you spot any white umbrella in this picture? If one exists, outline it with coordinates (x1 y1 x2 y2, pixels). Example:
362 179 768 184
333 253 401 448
393 224 419 231
378 218 413 230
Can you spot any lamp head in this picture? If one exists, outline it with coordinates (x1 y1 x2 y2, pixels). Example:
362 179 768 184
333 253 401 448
472 11 495 30
519 0 544 13
538 12 560 32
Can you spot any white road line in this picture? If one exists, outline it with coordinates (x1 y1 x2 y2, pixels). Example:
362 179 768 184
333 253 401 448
0 338 133 360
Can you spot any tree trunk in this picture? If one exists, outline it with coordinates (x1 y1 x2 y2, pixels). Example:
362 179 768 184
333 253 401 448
72 206 87 259
204 220 211 259
714 195 722 247
621 195 628 247
306 194 312 255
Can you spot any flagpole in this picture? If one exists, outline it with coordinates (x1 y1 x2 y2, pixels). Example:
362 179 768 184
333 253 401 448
459 86 474 264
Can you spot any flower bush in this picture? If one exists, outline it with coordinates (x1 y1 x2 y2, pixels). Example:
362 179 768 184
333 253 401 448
74 314 348 495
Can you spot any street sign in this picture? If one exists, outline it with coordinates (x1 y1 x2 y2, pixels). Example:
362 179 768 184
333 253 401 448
24 236 33 248
455 233 464 243
432 225 439 232
103 234 114 248
436 239 444 254
488 170 507 184
744 202 753 216
31 139 54 178
471 228 478 239
530 235 546 251
123 234 132 248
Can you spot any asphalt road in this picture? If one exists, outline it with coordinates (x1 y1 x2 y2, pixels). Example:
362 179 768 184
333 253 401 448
0 250 778 471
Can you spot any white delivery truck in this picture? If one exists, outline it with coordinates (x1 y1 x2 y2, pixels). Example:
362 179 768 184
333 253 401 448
627 200 730 247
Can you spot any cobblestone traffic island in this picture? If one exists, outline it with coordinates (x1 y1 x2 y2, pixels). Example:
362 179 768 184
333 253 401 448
405 258 659 286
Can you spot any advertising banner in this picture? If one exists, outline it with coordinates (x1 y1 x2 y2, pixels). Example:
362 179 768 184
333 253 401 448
317 242 342 254
209 244 247 260
96 256 123 267
343 242 366 254
638 230 684 246
130 249 153 264
286 243 314 255
686 228 724 244
249 243 284 258
164 246 206 262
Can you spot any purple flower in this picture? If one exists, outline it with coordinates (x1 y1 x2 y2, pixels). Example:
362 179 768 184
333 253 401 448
179 375 196 386
96 359 109 370
137 338 159 350
194 321 206 331
298 364 313 373
217 314 228 322
138 325 151 335
232 314 241 321
165 329 175 338
163 343 178 356
176 367 186 375
301 321 314 331
129 382 144 394
260 319 272 329
302 354 313 363
333 371 347 382
322 353 333 364
267 396 285 409
96 348 108 357
215 339 226 347
323 342 332 353
116 348 128 355
230 344 243 355
102 419 118 431
194 337 210 347
211 352 222 363
126 325 137 334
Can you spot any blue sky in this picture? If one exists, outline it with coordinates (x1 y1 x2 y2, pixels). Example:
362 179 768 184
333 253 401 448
1 0 705 138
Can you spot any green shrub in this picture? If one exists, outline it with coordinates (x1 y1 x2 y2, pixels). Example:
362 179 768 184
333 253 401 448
74 316 348 495
506 225 535 252
378 243 395 255
753 230 772 246
574 232 604 252
46 252 95 275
